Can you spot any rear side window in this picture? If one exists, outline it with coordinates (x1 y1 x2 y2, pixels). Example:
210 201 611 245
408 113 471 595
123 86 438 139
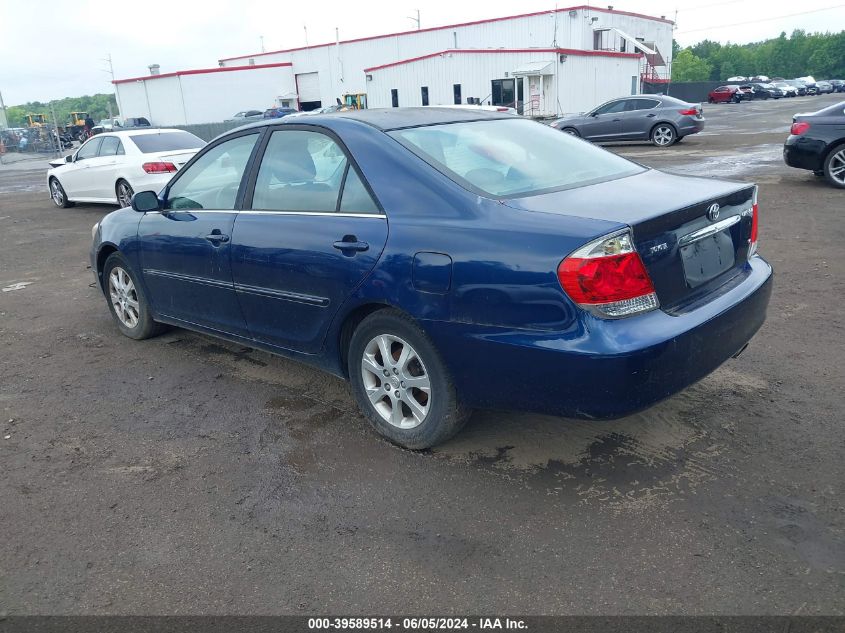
391 119 643 198
251 130 378 213
130 131 204 153
99 136 124 156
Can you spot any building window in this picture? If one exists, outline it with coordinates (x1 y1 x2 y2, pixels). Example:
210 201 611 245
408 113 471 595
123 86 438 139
421 86 429 106
491 79 515 107
249 58 255 65
453 84 462 105
391 89 399 108
593 29 610 51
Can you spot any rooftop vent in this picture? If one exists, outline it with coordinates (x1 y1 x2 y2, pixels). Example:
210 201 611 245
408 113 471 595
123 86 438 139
148 64 160 76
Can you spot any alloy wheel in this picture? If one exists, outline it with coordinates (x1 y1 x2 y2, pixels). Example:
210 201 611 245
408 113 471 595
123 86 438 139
117 182 134 208
361 334 431 429
108 267 140 328
50 180 64 206
828 150 845 185
653 125 675 147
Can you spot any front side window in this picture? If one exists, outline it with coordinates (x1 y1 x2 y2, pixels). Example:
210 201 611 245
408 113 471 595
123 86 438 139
252 130 377 213
593 100 627 115
165 133 259 210
76 137 102 161
391 119 644 198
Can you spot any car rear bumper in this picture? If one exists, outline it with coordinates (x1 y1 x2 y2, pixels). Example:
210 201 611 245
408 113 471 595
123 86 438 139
678 118 705 136
425 255 772 419
783 135 826 171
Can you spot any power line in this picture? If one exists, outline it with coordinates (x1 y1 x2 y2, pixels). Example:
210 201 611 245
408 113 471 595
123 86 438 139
675 3 845 34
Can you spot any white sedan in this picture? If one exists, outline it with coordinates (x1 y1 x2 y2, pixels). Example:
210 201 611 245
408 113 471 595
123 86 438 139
47 129 205 208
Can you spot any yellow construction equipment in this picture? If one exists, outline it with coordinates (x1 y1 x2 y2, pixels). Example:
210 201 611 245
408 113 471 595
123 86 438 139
342 93 368 110
26 114 47 127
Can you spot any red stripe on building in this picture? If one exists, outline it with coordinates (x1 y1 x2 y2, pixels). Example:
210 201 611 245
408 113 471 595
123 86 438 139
113 62 293 85
364 48 642 73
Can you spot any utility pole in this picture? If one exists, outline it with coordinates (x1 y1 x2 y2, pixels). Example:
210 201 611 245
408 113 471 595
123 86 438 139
48 101 61 157
408 9 420 30
260 35 265 53
0 90 7 129
102 53 122 118
304 25 309 46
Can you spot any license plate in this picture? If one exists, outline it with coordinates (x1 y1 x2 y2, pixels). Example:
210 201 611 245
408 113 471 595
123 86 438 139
680 229 735 288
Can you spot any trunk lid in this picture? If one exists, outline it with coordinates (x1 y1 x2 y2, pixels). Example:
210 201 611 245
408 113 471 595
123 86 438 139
151 150 198 169
504 169 756 312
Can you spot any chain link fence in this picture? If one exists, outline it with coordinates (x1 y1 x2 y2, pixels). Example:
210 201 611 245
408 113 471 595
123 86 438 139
0 124 69 165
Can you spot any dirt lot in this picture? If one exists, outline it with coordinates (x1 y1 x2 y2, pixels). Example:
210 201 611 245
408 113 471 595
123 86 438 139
1 95 843 615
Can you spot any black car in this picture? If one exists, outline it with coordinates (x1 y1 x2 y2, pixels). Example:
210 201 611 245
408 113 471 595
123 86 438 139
783 101 845 188
751 83 784 99
830 80 845 93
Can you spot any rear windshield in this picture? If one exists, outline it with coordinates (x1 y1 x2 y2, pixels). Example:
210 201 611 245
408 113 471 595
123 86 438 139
390 118 644 198
130 131 205 153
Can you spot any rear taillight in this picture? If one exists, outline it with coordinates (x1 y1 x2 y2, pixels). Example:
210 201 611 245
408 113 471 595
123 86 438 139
790 121 810 135
749 186 759 257
142 161 177 174
678 108 698 115
557 230 659 318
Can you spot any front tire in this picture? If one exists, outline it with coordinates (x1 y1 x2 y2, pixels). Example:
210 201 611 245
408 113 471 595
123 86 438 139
561 127 580 137
651 123 676 147
103 253 163 340
49 177 73 208
116 179 134 208
348 309 469 449
823 143 845 189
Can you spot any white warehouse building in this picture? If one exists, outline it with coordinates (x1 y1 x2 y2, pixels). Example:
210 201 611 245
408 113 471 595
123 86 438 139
114 5 673 125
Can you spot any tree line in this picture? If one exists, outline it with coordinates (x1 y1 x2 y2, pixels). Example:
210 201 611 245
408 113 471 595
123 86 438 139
671 29 845 82
4 94 118 128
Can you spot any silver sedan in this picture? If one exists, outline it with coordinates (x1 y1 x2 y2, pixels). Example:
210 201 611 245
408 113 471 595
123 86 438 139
550 95 705 146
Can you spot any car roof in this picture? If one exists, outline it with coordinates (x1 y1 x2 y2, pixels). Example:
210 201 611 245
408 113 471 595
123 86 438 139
234 107 514 133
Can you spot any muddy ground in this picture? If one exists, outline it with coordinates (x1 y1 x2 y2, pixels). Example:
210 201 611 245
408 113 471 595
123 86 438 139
0 95 843 615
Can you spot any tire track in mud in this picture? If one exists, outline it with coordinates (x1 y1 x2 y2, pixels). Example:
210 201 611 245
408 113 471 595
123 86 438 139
159 330 772 513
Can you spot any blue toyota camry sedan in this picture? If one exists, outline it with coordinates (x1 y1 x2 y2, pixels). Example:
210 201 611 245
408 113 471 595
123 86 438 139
90 108 772 449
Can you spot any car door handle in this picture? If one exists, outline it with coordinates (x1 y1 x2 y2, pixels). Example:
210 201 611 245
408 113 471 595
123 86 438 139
333 237 369 253
612 118 622 122
205 231 230 245
646 113 656 117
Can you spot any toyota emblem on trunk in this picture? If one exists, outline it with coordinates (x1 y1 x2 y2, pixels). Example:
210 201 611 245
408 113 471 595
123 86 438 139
707 203 721 221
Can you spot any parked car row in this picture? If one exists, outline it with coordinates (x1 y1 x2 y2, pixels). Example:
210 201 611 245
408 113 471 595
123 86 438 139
708 78 844 104
549 95 704 146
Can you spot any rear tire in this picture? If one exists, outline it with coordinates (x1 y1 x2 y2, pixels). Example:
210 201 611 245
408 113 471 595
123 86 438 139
650 123 676 147
49 177 73 208
348 309 470 449
102 252 164 340
561 127 580 137
116 179 134 208
822 143 845 189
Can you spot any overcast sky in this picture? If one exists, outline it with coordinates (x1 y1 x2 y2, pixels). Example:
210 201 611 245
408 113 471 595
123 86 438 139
1 0 843 104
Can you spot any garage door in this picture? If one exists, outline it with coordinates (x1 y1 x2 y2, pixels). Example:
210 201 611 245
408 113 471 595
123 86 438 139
296 73 321 102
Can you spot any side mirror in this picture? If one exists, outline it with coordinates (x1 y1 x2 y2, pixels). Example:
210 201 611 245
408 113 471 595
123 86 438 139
131 191 161 212
65 154 73 163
